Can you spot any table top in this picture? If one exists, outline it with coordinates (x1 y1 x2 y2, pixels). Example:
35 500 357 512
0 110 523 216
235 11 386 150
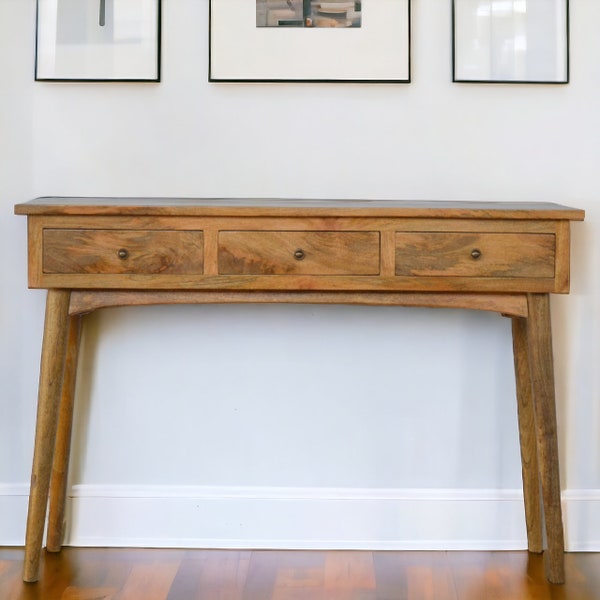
15 197 585 220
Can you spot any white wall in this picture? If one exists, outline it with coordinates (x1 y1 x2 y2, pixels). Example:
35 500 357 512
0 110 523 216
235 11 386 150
1 0 599 550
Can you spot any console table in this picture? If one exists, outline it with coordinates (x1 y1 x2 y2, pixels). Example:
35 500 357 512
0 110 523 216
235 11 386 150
15 197 584 584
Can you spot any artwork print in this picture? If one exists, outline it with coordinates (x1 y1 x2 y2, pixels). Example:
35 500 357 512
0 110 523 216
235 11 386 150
452 0 568 83
210 0 410 82
256 0 362 28
35 0 160 81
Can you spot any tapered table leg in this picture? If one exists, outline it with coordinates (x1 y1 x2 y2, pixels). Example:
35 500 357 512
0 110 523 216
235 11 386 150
46 314 82 552
511 316 543 554
526 293 565 584
23 290 71 583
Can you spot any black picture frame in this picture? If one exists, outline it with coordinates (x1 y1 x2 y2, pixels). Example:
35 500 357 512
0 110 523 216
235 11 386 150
35 0 161 82
452 0 569 84
209 0 411 83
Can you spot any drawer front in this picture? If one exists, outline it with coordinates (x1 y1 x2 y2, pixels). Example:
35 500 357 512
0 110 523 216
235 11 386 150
43 229 204 275
218 231 380 275
395 232 555 278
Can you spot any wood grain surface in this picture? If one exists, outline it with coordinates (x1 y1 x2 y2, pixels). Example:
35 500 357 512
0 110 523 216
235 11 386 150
43 229 204 275
14 197 586 220
218 231 380 275
2 548 600 600
395 232 555 278
15 199 584 584
23 211 571 293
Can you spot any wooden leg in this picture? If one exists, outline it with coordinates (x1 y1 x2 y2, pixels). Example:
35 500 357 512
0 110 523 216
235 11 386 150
525 293 565 584
46 315 82 552
511 316 543 554
23 290 71 583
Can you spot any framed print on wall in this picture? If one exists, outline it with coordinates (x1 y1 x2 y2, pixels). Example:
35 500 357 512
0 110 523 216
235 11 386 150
452 0 569 83
35 0 161 81
209 0 411 83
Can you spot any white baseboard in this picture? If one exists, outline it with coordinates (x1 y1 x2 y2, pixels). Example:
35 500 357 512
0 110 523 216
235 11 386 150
563 490 600 551
63 486 528 550
0 484 29 546
2 484 599 551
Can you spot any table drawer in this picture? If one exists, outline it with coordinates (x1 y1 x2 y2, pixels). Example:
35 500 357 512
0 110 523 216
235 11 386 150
395 232 555 278
218 231 380 275
43 229 204 275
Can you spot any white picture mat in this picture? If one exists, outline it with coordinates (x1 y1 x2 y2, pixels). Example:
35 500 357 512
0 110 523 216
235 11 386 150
36 0 160 80
210 0 410 81
453 0 568 82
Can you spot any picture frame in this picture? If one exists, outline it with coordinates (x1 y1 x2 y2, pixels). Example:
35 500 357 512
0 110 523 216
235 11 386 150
35 0 161 82
452 0 569 84
209 0 411 83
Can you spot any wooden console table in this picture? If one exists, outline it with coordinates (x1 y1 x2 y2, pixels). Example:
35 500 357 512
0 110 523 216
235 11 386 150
15 197 584 584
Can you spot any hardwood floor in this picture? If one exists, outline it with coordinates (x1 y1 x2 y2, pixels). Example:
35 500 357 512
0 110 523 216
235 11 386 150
1 548 599 599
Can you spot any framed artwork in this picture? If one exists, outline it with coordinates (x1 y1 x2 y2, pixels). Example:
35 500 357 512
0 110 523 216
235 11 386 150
35 0 161 81
209 0 411 83
452 0 569 83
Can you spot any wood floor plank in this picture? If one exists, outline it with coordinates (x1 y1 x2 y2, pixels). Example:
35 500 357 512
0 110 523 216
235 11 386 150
324 551 376 591
0 560 26 600
271 552 324 600
113 561 180 600
1 548 600 599
373 551 457 600
406 566 435 600
241 550 281 600
575 554 600 600
166 549 251 600
323 551 377 600
61 587 117 600
271 551 326 600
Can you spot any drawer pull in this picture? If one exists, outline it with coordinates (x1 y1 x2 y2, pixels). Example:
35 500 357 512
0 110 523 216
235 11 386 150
294 248 306 261
117 248 129 260
470 248 482 260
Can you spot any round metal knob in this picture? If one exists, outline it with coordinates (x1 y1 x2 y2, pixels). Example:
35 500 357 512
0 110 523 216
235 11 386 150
470 248 482 260
294 249 306 261
117 248 129 260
